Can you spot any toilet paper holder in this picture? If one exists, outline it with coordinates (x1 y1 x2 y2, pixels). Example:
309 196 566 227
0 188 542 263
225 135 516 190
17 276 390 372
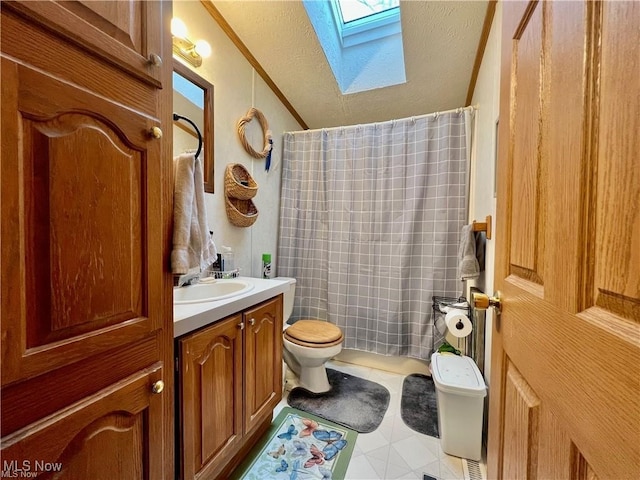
432 294 486 376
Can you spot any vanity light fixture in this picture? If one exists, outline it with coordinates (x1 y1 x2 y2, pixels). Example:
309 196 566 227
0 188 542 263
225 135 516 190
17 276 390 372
171 18 211 68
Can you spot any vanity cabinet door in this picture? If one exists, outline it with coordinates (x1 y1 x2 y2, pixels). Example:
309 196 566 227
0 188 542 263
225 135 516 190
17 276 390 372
243 295 283 435
179 314 244 480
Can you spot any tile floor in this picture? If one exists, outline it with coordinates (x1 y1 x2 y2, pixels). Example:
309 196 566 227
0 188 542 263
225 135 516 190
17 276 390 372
274 359 485 480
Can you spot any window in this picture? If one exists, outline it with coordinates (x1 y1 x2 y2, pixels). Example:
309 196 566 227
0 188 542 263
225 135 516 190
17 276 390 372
336 0 399 24
304 0 406 94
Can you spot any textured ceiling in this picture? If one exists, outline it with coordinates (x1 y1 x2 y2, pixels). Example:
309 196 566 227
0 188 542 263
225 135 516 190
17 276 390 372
212 0 488 129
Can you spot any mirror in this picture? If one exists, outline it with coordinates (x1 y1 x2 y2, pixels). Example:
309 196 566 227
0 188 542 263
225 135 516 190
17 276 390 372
173 60 214 193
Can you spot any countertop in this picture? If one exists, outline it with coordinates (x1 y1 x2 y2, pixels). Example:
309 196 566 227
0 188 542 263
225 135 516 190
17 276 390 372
173 276 291 338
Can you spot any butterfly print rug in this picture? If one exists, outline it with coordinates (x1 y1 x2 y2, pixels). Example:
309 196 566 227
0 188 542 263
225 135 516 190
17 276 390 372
231 407 358 480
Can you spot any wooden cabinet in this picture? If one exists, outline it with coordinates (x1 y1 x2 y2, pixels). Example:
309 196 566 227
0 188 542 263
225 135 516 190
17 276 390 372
1 1 173 478
4 0 164 86
178 296 283 480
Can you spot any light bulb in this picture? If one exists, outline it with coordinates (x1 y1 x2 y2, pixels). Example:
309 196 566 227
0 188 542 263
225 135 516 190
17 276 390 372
171 18 188 39
194 40 212 59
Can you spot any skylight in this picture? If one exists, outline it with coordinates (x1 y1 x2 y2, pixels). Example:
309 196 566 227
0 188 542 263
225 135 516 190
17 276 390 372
303 0 406 95
336 0 399 24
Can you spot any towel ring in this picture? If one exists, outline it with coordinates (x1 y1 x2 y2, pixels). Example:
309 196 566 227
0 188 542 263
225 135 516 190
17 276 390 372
173 113 203 160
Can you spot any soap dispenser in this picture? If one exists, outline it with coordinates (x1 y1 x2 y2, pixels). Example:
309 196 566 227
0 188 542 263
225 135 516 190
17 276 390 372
221 246 234 272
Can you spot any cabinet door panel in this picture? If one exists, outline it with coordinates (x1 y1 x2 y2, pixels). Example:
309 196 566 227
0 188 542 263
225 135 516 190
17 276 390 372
3 0 163 86
1 57 163 385
244 296 283 435
0 364 165 479
179 315 244 480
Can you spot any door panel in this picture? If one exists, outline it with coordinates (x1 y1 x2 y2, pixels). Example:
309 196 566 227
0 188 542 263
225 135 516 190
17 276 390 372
509 3 544 284
489 1 640 479
2 0 163 86
501 361 540 480
594 1 640 319
1 57 163 385
243 296 283 435
0 364 165 479
179 315 244 480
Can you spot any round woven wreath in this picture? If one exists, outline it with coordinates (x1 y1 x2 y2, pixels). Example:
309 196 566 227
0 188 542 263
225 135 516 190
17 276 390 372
237 107 272 159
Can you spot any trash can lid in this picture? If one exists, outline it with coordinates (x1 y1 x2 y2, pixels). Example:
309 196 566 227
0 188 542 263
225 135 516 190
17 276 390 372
430 353 487 397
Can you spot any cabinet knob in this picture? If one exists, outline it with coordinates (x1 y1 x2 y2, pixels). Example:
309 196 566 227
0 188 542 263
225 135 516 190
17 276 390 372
238 322 245 330
151 380 164 394
148 53 163 67
249 318 256 326
149 126 163 139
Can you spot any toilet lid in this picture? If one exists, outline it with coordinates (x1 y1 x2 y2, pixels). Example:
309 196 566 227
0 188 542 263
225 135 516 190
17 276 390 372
284 320 343 348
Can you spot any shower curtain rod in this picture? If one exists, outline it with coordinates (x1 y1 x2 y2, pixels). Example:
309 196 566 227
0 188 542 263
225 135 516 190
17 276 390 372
288 105 476 135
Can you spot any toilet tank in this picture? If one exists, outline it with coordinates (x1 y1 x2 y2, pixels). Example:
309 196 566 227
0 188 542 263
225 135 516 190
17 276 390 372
274 277 296 323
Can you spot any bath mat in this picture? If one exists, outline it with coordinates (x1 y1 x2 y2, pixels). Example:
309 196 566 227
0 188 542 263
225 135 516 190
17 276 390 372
231 406 357 480
401 373 439 437
287 368 390 433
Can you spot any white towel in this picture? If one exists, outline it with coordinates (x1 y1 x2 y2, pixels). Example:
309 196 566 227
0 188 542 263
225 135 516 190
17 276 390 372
171 152 217 275
458 224 479 280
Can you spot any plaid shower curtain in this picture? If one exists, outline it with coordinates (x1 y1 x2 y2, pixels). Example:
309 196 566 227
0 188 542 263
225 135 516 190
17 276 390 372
277 110 471 360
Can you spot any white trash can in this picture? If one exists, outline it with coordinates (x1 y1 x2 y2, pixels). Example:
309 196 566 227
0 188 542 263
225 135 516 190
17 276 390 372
431 353 487 461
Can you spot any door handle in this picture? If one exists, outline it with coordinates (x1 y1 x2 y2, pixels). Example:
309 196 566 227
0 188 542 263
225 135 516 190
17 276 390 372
472 291 502 315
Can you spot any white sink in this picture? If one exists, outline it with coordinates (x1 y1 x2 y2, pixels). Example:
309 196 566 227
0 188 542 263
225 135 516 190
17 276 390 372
174 280 254 304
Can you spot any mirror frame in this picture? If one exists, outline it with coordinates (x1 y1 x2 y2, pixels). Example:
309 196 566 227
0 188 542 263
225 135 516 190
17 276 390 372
173 60 215 193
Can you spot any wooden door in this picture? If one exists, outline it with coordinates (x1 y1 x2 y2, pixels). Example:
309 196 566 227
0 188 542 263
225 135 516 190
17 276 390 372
0 54 163 388
244 296 283 435
488 2 640 479
179 315 244 480
2 0 164 86
1 364 165 479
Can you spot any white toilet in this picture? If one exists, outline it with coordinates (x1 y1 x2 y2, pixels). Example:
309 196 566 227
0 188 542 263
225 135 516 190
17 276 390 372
278 277 343 393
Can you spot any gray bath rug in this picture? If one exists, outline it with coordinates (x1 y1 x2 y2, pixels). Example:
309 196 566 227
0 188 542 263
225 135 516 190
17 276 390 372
401 373 439 437
287 368 390 433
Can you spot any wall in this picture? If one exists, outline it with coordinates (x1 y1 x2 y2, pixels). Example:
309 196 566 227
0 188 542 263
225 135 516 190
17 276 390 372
469 3 502 386
173 1 303 277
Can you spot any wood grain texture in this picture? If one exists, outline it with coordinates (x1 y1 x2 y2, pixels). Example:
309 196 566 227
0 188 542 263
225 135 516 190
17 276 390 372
244 296 283 435
1 56 162 385
542 0 598 313
1 334 159 437
2 0 163 87
1 3 174 477
1 364 165 479
537 407 572 479
489 2 640 479
509 1 544 280
501 362 540 480
0 9 157 116
178 314 244 480
594 1 640 322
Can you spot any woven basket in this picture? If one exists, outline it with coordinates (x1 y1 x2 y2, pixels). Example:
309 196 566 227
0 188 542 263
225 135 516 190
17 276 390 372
224 163 258 200
224 195 258 227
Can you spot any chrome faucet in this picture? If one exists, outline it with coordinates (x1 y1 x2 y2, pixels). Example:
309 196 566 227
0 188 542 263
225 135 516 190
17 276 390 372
177 271 200 287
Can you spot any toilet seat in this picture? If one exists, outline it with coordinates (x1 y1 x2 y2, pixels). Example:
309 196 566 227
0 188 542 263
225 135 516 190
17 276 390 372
284 319 343 348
